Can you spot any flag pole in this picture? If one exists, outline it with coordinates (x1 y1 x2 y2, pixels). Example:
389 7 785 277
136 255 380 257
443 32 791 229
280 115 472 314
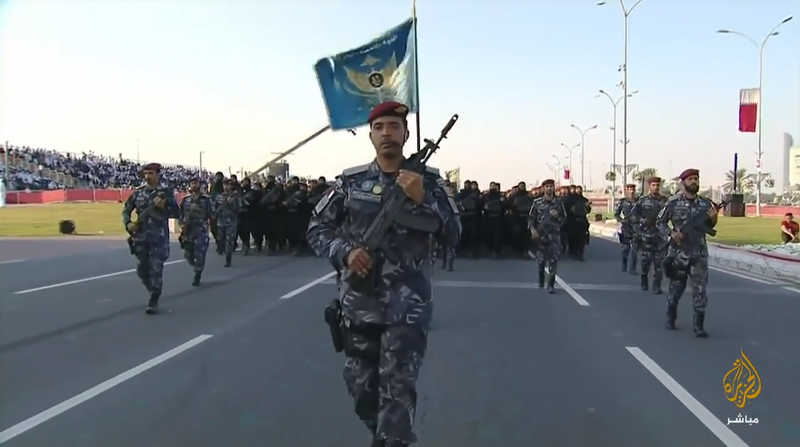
412 0 421 152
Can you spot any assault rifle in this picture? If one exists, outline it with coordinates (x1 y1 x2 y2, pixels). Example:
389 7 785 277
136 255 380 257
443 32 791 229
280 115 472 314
669 198 728 248
345 114 459 295
178 200 207 250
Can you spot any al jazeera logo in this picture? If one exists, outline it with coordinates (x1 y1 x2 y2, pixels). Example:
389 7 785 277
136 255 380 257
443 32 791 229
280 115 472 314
723 349 762 426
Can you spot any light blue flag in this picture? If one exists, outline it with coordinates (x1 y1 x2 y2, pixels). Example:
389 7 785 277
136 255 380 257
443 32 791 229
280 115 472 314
314 18 418 130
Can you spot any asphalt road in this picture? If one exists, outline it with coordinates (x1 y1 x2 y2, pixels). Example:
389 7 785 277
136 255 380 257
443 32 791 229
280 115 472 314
0 237 798 446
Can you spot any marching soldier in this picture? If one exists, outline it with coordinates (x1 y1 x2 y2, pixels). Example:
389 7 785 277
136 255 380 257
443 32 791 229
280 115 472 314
509 181 534 258
614 183 639 274
529 179 567 293
657 169 716 337
631 177 668 294
179 177 215 286
214 179 240 267
482 182 504 257
564 185 591 260
455 180 481 258
209 172 225 254
121 163 181 314
307 101 460 447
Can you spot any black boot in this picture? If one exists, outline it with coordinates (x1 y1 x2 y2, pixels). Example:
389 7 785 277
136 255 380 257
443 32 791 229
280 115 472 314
693 313 708 338
446 257 454 272
665 305 677 330
547 271 556 294
652 279 662 294
640 274 649 291
538 266 545 288
192 272 201 287
224 254 232 267
622 257 628 272
145 291 161 315
370 438 386 447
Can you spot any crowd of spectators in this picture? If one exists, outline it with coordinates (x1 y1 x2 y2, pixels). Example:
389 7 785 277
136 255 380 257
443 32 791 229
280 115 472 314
1 144 213 192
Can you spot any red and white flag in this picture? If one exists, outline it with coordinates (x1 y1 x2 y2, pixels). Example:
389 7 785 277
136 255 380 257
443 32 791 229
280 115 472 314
563 168 570 180
739 88 759 133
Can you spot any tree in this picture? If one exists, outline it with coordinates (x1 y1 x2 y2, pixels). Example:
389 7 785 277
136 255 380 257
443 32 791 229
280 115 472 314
723 168 755 194
605 171 616 182
764 178 775 189
636 167 659 183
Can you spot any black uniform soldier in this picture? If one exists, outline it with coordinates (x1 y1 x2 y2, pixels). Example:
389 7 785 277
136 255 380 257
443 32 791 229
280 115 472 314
564 185 591 260
482 182 504 257
456 180 481 257
631 177 668 293
529 179 567 293
657 169 717 337
509 181 534 258
307 101 460 447
614 183 639 273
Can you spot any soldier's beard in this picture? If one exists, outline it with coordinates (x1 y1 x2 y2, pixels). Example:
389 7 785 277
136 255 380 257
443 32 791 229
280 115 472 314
685 184 699 194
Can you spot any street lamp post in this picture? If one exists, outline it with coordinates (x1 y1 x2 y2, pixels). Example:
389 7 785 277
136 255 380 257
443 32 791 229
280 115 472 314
598 0 646 198
560 143 581 184
199 151 205 170
598 89 638 211
717 16 794 217
570 124 598 186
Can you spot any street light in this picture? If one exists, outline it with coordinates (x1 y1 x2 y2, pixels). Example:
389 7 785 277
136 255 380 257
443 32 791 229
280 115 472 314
717 15 793 217
598 0 646 204
199 151 205 170
560 143 581 184
597 89 638 210
570 124 598 186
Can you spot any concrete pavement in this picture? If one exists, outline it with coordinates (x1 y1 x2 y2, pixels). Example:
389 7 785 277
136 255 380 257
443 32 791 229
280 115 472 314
1 238 798 446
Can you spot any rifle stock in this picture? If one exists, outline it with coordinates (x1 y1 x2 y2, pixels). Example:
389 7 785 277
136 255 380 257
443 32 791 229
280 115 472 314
346 114 459 294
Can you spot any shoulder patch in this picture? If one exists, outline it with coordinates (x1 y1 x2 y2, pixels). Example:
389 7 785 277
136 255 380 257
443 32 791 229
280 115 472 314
667 193 681 203
425 166 440 176
342 163 371 177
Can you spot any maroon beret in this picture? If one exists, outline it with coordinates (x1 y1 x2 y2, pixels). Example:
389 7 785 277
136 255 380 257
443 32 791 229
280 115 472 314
142 163 162 172
541 179 555 187
625 183 637 188
368 101 409 123
679 169 699 181
647 177 662 184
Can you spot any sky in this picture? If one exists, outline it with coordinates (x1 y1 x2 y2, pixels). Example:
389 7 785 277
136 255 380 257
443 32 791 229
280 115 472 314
1 0 798 189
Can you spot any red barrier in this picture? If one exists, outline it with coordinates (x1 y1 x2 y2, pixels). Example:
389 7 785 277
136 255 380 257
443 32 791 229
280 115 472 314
5 189 188 205
744 204 800 217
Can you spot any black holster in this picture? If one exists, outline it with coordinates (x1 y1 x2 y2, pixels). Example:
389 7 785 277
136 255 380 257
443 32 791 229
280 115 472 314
324 299 344 353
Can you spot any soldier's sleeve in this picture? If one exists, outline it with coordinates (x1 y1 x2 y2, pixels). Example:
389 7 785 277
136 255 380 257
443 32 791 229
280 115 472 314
179 197 189 224
232 196 241 214
557 200 568 223
586 199 592 214
527 200 538 229
421 174 461 247
122 191 136 227
613 200 624 222
656 197 674 234
165 189 181 219
306 177 352 269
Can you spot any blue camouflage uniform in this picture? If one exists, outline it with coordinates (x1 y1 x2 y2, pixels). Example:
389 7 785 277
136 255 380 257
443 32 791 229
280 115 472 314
656 189 715 336
630 189 668 293
614 195 638 273
214 190 240 261
121 184 180 300
179 192 215 278
528 192 567 292
307 161 461 446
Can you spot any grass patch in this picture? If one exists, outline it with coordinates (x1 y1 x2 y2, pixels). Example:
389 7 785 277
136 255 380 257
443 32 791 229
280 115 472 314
0 203 126 237
709 216 781 246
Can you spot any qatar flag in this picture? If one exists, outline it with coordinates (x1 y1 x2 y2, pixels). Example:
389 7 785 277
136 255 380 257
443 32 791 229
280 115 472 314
563 168 570 180
739 88 759 133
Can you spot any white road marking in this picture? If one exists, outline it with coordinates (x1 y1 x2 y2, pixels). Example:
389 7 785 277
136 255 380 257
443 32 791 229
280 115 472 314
527 251 590 306
0 334 213 444
625 347 751 447
783 286 800 294
554 275 591 306
708 266 779 285
0 259 25 265
280 271 337 300
13 260 184 295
